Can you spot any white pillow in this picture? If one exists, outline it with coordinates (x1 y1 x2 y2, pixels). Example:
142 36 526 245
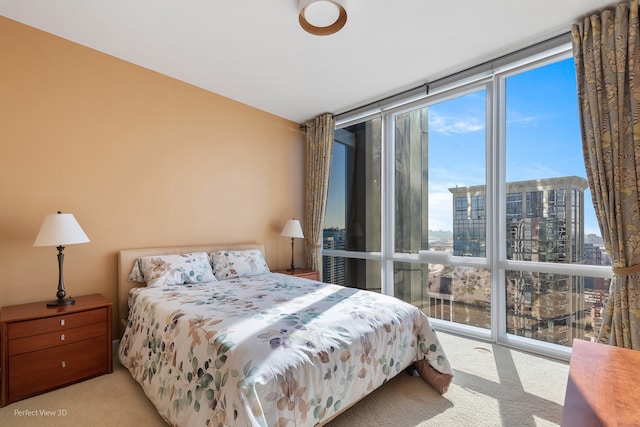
128 252 216 287
210 249 270 280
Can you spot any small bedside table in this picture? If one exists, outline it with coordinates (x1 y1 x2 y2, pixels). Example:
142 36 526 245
275 269 320 281
1 293 113 407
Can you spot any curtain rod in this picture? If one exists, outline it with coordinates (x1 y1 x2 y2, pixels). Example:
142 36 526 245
333 32 572 124
334 83 430 120
299 113 338 131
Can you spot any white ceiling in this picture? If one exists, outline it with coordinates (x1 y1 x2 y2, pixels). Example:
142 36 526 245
0 0 619 123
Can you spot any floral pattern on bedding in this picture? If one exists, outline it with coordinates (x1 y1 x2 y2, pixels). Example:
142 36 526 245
210 249 270 280
130 252 216 287
118 273 451 427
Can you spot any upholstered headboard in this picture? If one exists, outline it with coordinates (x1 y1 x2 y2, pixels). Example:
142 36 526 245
117 243 265 337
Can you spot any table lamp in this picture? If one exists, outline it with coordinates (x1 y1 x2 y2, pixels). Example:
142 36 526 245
281 219 304 271
34 211 90 306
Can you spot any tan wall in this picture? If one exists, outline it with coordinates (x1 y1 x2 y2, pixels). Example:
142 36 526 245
0 17 306 335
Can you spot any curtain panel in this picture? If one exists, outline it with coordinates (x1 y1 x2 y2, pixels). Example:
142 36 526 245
303 113 335 277
572 0 640 349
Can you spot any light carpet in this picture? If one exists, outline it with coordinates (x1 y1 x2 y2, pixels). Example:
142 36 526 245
0 332 569 426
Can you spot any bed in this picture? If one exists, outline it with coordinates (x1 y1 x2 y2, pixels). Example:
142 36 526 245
117 243 452 426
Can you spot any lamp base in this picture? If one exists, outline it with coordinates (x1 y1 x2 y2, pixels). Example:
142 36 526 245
287 267 301 272
47 297 75 307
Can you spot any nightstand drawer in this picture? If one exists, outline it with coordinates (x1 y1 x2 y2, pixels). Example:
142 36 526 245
9 321 107 356
7 307 107 339
8 335 109 401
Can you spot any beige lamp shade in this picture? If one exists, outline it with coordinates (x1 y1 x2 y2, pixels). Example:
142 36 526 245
281 219 304 239
281 219 304 271
34 212 90 247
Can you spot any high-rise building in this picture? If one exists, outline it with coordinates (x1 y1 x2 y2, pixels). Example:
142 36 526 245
450 176 589 345
322 228 346 285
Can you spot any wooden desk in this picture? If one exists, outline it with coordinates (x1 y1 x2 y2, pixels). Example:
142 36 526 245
562 339 640 426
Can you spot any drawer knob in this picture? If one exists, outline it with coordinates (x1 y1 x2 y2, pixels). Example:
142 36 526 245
60 319 65 326
60 333 65 341
61 361 66 368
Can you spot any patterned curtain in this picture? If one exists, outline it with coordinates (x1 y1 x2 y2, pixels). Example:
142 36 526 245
572 0 640 349
303 113 335 277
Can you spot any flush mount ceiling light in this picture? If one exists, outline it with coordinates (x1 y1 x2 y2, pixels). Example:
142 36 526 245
298 0 347 36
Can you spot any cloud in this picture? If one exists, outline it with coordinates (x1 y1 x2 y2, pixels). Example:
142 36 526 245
506 109 552 127
428 191 453 231
429 111 484 135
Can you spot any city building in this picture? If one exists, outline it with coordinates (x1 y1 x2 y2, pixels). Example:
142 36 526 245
450 176 589 345
322 228 347 285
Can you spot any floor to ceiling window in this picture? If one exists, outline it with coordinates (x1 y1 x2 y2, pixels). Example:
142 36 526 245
393 89 491 331
322 37 612 360
324 117 382 292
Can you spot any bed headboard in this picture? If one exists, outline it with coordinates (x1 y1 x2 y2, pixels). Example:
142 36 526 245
117 243 265 337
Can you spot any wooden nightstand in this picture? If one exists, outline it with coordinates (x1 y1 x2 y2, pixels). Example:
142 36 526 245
1 293 113 407
275 268 320 281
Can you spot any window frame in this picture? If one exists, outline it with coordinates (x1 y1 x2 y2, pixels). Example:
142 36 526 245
328 38 613 361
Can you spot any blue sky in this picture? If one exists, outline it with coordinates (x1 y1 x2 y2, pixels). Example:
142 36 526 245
429 57 598 235
326 57 600 237
325 141 346 228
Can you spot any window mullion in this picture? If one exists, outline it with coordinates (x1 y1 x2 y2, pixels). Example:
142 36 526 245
382 112 395 297
494 75 508 344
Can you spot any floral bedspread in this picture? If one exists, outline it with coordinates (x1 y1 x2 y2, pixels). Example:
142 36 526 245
118 273 451 427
